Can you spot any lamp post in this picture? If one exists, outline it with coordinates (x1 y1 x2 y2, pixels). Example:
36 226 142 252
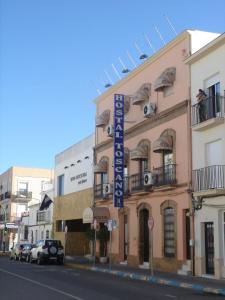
0 204 7 253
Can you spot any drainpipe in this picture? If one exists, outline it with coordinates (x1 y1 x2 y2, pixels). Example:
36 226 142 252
187 90 195 276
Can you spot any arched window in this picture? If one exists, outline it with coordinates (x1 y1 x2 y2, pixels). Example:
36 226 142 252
164 207 175 257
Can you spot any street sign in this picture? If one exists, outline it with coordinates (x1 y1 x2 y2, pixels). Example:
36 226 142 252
148 216 154 231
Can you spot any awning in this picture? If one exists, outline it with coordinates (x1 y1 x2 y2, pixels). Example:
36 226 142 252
152 136 173 153
93 206 110 222
94 159 108 173
96 109 110 127
130 144 148 160
132 83 151 105
154 67 176 92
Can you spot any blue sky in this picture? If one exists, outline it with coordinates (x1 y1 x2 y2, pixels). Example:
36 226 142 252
0 0 225 173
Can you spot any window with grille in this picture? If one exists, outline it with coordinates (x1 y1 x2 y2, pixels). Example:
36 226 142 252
164 207 175 257
46 230 49 239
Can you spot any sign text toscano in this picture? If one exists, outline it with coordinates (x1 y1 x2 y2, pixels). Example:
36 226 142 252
113 94 124 208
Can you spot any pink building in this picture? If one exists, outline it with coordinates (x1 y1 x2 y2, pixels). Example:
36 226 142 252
93 30 218 273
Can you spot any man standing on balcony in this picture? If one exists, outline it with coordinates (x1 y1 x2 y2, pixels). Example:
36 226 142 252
196 89 207 122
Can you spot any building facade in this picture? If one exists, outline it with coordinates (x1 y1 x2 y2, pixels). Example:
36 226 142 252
53 134 95 255
0 167 53 250
187 33 225 279
94 30 219 273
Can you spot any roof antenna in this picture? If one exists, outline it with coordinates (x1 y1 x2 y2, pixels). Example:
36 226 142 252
134 42 148 60
144 33 156 53
126 50 137 68
90 80 101 95
164 14 177 36
118 57 130 73
104 69 113 87
111 63 121 80
154 26 166 45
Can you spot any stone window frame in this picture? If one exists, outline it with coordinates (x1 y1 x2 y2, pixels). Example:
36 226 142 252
160 200 177 259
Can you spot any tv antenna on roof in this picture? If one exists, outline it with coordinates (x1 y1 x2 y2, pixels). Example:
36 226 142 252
144 33 156 53
164 14 177 36
154 26 166 45
126 50 137 68
134 42 148 60
111 63 121 80
104 70 113 88
118 57 130 74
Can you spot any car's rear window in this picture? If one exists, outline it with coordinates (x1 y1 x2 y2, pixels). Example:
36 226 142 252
45 240 62 247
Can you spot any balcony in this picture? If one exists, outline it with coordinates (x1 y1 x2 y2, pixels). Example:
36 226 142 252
94 164 177 199
153 164 177 188
94 177 130 200
37 210 51 223
130 173 145 192
16 191 32 199
192 165 225 197
192 96 225 131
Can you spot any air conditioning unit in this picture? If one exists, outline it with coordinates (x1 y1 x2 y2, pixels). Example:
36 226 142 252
103 183 111 195
106 125 114 137
143 103 156 118
143 172 153 186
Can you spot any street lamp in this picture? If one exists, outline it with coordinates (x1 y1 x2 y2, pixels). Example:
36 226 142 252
0 204 7 253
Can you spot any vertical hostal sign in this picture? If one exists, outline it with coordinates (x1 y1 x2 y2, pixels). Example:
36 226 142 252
114 94 124 208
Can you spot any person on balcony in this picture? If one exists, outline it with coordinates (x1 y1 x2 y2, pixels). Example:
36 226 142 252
196 89 207 122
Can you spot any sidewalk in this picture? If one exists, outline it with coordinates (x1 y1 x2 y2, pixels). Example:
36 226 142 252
65 256 225 297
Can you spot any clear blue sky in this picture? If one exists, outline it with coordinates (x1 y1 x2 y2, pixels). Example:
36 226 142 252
0 0 225 173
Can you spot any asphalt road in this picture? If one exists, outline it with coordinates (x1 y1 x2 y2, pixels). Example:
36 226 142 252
0 257 222 300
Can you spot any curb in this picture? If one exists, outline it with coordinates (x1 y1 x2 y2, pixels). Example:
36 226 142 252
65 263 225 297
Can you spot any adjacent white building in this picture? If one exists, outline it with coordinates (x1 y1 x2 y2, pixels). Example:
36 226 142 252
54 134 95 255
0 167 53 250
186 33 225 279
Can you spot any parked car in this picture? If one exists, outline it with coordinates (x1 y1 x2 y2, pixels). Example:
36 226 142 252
19 243 35 262
30 239 64 265
9 243 30 261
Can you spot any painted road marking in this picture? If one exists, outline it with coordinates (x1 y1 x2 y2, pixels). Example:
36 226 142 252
165 294 177 298
0 268 84 300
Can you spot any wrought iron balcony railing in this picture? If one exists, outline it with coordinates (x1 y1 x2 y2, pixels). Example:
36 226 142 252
191 95 225 126
94 164 177 199
16 191 32 199
94 176 130 200
130 173 144 192
37 210 51 223
153 164 176 187
192 165 225 192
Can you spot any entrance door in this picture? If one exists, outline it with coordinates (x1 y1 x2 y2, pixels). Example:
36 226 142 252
205 222 214 274
185 210 191 260
139 209 149 263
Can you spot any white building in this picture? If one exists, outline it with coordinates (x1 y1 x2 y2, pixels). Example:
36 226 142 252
0 167 53 250
20 181 54 244
186 33 225 279
54 134 95 255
